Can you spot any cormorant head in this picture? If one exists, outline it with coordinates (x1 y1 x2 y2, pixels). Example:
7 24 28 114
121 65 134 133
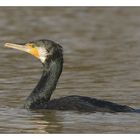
5 39 63 64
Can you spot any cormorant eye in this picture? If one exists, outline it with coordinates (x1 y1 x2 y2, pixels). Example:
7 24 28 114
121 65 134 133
32 44 36 48
26 43 36 48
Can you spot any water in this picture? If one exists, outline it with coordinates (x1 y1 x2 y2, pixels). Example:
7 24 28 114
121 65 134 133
0 7 140 133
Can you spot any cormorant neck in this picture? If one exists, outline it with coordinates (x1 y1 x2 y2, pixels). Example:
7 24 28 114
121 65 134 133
24 58 63 109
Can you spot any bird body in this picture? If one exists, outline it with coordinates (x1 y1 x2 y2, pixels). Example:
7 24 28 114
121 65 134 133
5 39 136 113
28 95 134 113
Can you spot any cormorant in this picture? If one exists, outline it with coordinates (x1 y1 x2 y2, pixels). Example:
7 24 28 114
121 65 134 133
5 39 136 113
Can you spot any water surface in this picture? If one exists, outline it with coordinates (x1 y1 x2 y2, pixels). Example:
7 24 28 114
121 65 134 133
0 7 140 133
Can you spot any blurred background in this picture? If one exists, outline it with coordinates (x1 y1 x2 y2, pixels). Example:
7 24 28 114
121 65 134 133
0 7 140 133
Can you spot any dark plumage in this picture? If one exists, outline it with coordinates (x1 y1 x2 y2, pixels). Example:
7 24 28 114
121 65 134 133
5 39 137 113
29 95 134 113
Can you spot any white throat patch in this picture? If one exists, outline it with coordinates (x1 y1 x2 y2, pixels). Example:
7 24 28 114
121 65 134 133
37 47 47 63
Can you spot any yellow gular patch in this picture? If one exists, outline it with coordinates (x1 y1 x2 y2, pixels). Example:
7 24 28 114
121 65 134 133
26 43 39 58
30 48 39 58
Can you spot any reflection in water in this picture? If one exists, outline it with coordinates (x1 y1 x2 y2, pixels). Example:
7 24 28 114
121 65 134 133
37 110 63 133
0 108 63 133
0 7 140 133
